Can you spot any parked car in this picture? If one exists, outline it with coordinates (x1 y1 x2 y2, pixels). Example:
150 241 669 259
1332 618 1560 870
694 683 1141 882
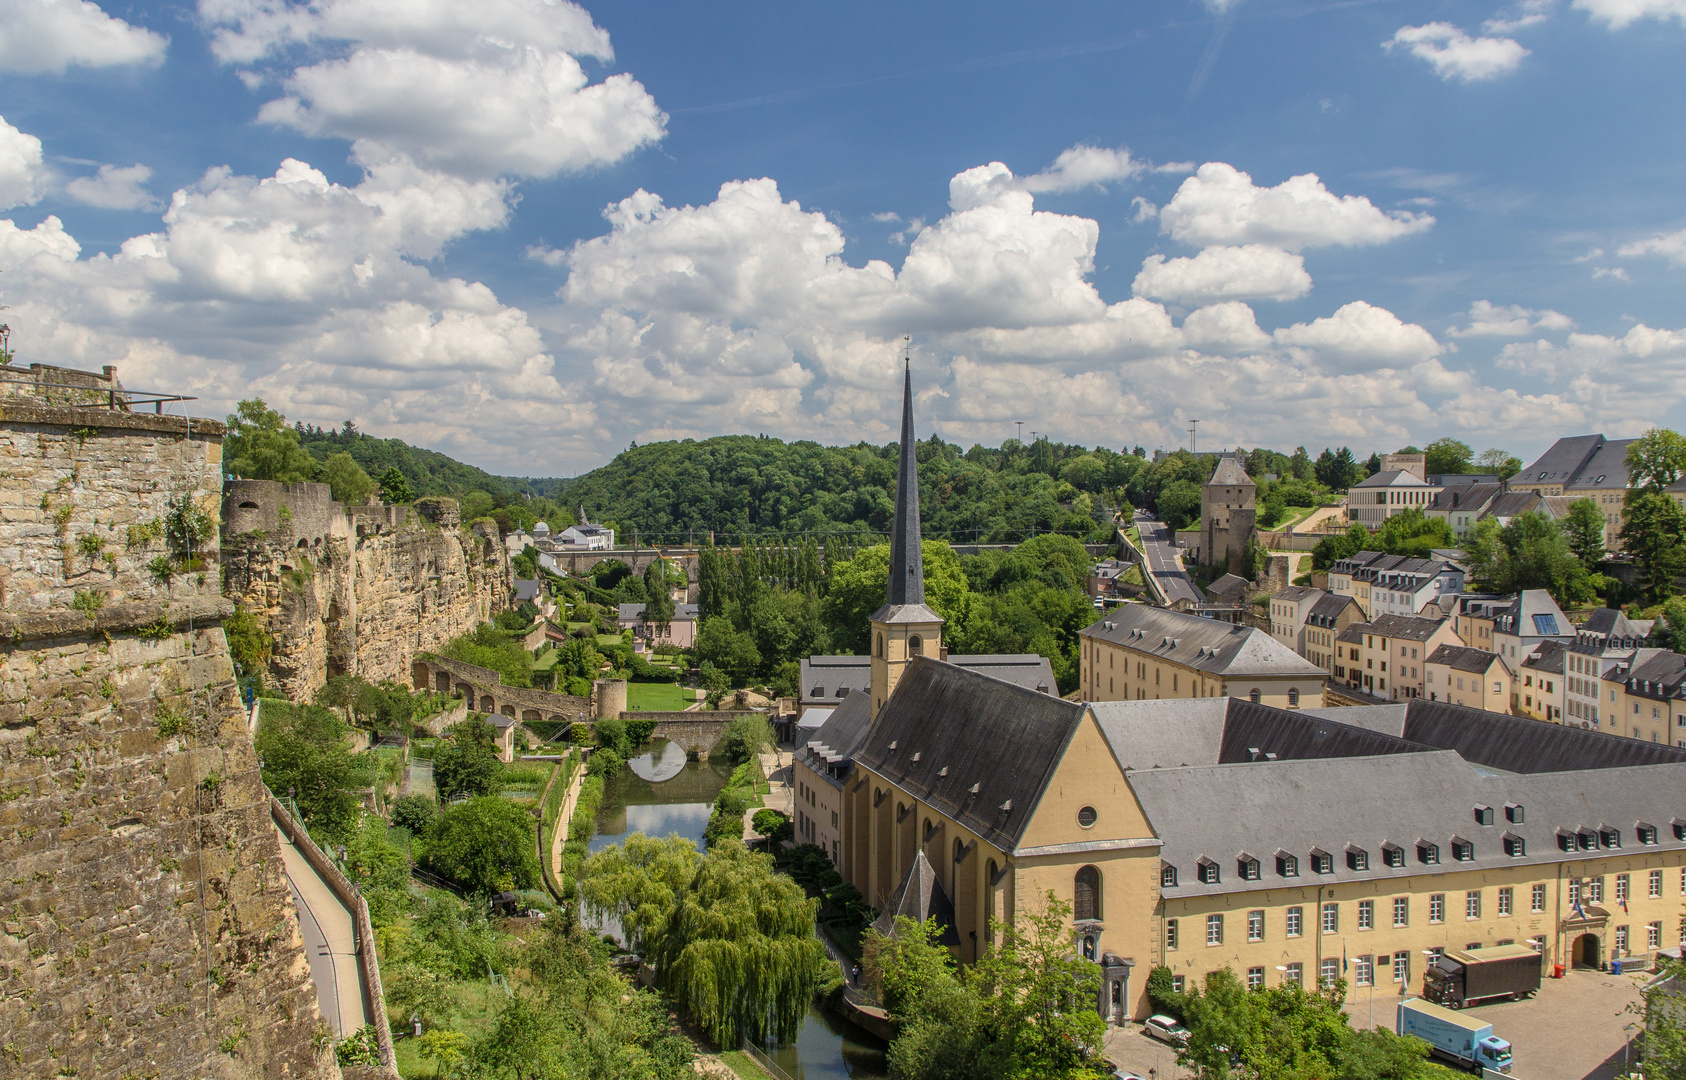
1145 1014 1190 1046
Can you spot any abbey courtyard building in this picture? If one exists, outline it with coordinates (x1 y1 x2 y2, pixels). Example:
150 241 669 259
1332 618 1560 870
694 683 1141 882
797 371 1686 1026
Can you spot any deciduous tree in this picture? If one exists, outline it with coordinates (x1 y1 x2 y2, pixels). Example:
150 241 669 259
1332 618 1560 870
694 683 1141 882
1625 427 1686 492
1622 491 1686 600
1562 498 1607 566
225 398 317 482
321 450 375 504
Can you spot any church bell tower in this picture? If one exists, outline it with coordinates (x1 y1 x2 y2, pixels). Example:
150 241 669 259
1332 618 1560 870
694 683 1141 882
870 361 945 718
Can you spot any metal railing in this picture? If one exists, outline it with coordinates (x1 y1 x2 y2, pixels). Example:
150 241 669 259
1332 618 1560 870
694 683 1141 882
738 1038 798 1080
0 370 196 413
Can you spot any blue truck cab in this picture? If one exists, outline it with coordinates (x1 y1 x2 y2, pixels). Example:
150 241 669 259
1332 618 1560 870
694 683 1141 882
1397 998 1513 1073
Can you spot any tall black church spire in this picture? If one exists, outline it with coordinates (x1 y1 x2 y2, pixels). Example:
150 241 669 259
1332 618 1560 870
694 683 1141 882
885 358 924 607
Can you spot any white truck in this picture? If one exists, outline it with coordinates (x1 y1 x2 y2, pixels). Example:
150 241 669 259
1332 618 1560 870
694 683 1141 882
1397 998 1513 1073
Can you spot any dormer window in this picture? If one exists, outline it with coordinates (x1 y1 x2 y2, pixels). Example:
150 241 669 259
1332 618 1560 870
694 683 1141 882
1310 849 1333 875
1417 841 1440 865
1557 830 1575 852
1382 843 1405 868
1503 834 1526 858
1674 819 1686 842
1162 864 1179 888
1505 803 1524 824
1346 847 1369 872
1578 829 1598 851
1197 858 1220 885
1599 826 1620 849
1638 823 1658 846
1276 852 1299 877
1474 805 1494 827
1451 838 1474 862
1238 855 1260 881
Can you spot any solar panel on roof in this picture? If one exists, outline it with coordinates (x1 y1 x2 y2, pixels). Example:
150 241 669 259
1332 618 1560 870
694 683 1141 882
1532 614 1560 636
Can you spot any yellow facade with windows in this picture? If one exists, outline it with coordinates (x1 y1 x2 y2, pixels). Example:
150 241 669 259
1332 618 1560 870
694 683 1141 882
1079 605 1328 709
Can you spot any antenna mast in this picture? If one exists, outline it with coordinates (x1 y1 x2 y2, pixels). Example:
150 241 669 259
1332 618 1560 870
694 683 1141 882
1188 420 1200 453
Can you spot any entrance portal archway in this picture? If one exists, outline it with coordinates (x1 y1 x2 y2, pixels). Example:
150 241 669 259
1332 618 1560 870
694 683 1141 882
1574 932 1601 969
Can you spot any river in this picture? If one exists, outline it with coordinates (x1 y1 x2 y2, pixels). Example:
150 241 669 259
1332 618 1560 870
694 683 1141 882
591 739 889 1080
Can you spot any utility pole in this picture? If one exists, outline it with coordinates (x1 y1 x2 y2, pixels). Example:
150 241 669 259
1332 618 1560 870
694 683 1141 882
1189 420 1200 453
1015 421 1023 444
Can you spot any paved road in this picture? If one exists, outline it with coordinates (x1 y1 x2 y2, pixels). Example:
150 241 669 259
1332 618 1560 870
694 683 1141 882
1104 967 1642 1080
1134 513 1203 606
276 825 370 1037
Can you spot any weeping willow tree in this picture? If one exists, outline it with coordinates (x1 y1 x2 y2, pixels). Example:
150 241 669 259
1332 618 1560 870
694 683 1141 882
649 840 832 1046
580 834 702 955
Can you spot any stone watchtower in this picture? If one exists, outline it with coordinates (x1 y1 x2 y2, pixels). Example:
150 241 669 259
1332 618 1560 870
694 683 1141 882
1201 451 1257 576
870 363 944 719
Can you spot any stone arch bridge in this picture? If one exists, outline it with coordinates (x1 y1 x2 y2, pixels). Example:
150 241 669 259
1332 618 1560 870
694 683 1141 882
411 654 758 757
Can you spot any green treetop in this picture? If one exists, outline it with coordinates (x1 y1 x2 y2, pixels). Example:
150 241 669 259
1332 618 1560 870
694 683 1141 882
225 398 318 482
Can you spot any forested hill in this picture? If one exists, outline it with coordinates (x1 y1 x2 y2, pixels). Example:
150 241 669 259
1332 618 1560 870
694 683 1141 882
296 424 524 499
537 434 1154 545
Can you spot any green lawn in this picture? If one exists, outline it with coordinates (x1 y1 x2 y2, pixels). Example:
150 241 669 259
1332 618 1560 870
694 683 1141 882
625 682 691 711
718 1050 775 1080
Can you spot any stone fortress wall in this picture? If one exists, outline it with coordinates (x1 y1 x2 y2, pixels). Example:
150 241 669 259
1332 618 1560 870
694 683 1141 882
222 479 510 700
0 367 340 1080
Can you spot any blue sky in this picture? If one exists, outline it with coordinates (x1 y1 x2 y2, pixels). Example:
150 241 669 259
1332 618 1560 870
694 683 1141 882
2 0 1685 475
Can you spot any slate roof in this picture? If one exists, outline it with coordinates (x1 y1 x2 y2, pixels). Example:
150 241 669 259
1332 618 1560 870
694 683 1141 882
856 657 1087 852
1306 592 1358 628
1136 749 1686 899
879 364 926 614
1298 704 1407 737
799 692 874 786
799 652 1057 706
1494 590 1571 640
1089 700 1229 770
513 578 542 603
1520 640 1568 675
1364 613 1451 642
1519 435 1606 486
1353 470 1434 489
871 851 960 945
1428 483 1503 513
1206 574 1249 602
1426 643 1504 674
1206 453 1255 488
1274 585 1322 604
1401 699 1686 772
1079 605 1326 679
1579 608 1652 645
1623 651 1686 702
1482 491 1546 521
1566 438 1634 490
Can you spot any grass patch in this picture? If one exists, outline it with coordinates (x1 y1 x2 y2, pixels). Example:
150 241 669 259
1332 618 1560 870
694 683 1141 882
625 681 689 711
718 1050 775 1079
390 977 503 1079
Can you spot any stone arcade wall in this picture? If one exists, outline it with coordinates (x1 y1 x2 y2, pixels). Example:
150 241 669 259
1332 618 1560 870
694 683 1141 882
0 395 339 1080
222 481 511 700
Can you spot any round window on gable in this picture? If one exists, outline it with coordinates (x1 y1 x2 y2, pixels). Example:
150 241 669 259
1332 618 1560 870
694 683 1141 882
1078 805 1098 828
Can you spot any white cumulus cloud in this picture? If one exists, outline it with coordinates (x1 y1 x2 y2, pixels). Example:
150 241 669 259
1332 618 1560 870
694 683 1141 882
1132 244 1311 305
1574 0 1686 27
1274 300 1443 369
1181 301 1271 354
204 0 665 180
66 163 161 211
1386 23 1529 82
1159 162 1433 250
1448 300 1573 337
1619 227 1686 266
0 0 166 74
1021 145 1145 193
0 116 50 209
1484 0 1553 32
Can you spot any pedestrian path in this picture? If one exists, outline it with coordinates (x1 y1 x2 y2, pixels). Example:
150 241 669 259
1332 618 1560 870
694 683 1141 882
743 749 793 842
274 824 369 1037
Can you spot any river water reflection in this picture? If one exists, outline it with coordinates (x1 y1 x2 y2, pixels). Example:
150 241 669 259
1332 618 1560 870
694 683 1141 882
590 740 888 1079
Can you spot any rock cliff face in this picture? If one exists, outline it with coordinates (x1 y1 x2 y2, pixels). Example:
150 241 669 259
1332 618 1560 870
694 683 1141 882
221 482 510 700
0 370 339 1080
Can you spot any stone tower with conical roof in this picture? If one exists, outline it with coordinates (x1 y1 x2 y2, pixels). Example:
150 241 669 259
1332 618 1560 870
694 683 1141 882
870 364 945 718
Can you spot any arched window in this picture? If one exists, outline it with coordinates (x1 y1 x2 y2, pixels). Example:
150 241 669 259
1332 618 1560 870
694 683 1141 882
875 633 885 659
1249 688 1261 704
1288 688 1300 706
1074 865 1101 922
908 634 922 656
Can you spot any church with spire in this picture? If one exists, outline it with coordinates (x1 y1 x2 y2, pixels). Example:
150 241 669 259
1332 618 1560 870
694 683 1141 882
790 367 1056 860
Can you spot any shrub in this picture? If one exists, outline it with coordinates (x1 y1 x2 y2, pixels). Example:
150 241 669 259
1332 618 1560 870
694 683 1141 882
594 715 631 757
426 795 539 894
1146 964 1185 1018
391 793 437 834
716 713 771 765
